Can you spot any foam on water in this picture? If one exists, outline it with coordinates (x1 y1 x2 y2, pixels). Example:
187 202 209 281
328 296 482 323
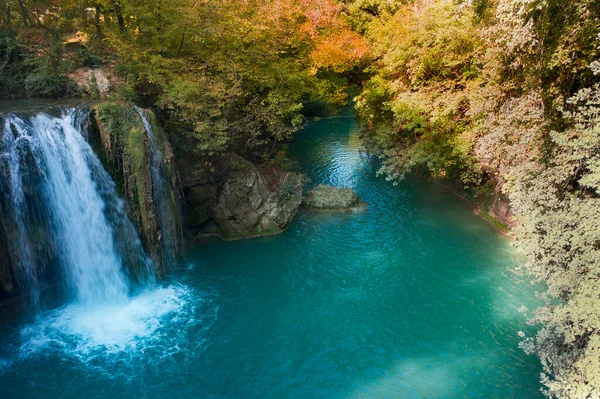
19 284 196 364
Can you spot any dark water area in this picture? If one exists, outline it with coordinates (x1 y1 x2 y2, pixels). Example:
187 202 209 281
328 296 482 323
0 117 542 398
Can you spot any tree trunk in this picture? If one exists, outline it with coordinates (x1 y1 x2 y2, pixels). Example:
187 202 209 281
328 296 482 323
5 3 11 31
94 4 102 36
268 137 278 161
176 27 186 58
113 0 124 32
16 0 30 27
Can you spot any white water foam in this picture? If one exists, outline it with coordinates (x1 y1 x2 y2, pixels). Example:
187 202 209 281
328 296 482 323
19 284 197 363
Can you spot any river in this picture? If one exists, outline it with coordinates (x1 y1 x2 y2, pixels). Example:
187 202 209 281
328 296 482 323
0 116 541 398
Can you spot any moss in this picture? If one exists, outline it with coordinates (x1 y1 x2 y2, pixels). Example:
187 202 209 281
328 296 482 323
90 102 184 276
126 125 150 229
126 126 146 175
479 209 509 233
220 226 285 241
92 102 152 231
93 102 141 197
95 102 137 140
148 111 168 154
230 157 249 171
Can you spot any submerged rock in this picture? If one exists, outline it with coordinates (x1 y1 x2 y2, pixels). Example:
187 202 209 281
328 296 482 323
302 184 366 211
213 155 303 240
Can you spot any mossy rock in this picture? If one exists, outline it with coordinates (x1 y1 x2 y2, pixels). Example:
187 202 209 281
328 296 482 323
302 184 366 211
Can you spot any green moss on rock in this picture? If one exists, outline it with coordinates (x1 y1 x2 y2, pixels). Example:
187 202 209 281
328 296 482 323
90 102 183 277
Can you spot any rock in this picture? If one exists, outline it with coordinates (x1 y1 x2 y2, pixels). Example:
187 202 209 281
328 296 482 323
213 155 303 240
69 68 119 98
90 103 185 277
186 184 217 228
302 184 366 211
484 194 514 228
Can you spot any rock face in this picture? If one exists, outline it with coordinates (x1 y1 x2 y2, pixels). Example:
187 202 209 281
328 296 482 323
176 152 224 239
89 103 185 277
476 191 515 233
69 67 120 98
212 156 303 240
302 184 366 211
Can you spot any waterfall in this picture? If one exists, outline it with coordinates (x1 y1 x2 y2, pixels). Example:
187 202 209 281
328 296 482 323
0 121 39 302
134 108 178 269
0 109 151 305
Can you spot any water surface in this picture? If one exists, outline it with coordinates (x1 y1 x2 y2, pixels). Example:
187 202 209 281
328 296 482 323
0 117 542 398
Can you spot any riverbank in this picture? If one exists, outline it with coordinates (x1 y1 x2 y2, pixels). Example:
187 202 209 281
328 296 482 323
426 179 514 239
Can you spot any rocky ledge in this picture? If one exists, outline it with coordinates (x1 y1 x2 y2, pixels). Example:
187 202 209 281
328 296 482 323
302 184 366 211
213 155 304 240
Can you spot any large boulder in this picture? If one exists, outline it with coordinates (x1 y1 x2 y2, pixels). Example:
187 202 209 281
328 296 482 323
213 156 303 240
302 184 366 211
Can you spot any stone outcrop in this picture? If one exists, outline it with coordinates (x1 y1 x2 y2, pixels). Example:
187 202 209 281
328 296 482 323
475 191 515 234
176 153 224 239
69 67 120 98
178 152 305 241
213 156 303 240
302 184 366 211
89 103 184 277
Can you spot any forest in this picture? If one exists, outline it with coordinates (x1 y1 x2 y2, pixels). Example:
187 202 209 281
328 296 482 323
1 0 600 397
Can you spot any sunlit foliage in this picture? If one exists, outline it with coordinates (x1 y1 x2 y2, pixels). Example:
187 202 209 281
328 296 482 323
355 0 600 396
0 0 369 158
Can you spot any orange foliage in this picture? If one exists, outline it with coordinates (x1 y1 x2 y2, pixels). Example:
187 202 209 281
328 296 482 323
299 0 371 72
298 0 342 34
310 29 371 72
247 0 371 73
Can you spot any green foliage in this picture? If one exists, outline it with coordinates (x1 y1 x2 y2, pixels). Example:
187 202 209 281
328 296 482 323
1 0 357 159
74 46 102 68
92 0 353 158
0 34 28 98
23 40 79 98
356 0 485 184
342 0 407 32
0 32 78 99
268 146 293 170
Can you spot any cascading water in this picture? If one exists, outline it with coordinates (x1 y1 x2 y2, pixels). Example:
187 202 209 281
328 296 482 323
0 115 543 398
0 123 39 302
0 109 147 304
0 107 192 368
134 107 178 269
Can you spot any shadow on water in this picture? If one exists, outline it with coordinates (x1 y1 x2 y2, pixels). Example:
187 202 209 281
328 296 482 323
0 117 542 399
